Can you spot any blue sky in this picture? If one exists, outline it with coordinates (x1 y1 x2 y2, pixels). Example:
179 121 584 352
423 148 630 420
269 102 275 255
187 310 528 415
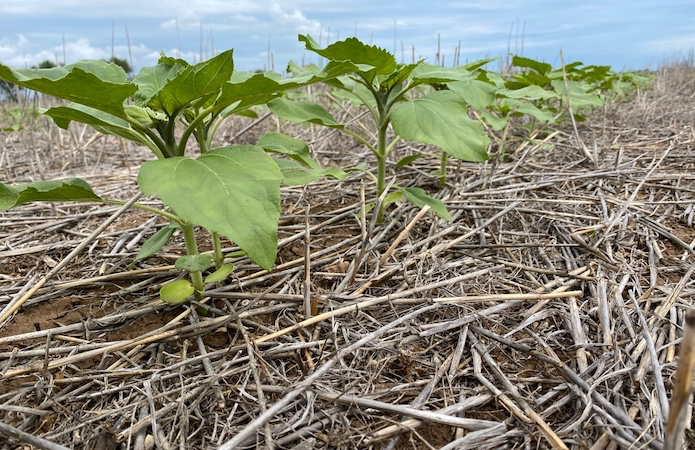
0 1 693 73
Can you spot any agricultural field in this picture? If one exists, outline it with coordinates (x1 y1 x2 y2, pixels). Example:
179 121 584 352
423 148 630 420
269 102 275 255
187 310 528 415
0 38 694 449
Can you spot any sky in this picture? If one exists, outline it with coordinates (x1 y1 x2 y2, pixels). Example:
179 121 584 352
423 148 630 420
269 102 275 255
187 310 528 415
0 1 693 74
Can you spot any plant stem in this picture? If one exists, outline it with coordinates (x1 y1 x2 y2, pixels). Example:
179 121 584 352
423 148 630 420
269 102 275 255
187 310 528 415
439 151 449 189
178 104 215 156
180 222 205 299
212 232 224 268
375 119 389 222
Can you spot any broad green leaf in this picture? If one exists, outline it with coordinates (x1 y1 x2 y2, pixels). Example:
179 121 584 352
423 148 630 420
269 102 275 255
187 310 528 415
383 191 404 208
0 178 100 210
501 99 556 123
137 146 282 270
204 263 235 284
216 62 354 117
461 58 498 72
272 158 347 185
132 60 186 107
551 80 604 111
391 90 489 162
216 73 286 115
267 98 343 128
396 154 423 167
498 85 558 101
512 55 552 75
402 187 452 221
0 60 135 118
148 50 234 115
257 132 320 169
160 279 194 304
133 224 178 263
299 34 396 82
176 254 213 272
509 71 551 89
42 103 155 149
447 79 497 111
329 79 378 109
480 112 509 131
410 64 478 84
380 63 421 90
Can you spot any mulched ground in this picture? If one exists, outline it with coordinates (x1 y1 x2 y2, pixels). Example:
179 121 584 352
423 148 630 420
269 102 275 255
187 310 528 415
1 62 694 450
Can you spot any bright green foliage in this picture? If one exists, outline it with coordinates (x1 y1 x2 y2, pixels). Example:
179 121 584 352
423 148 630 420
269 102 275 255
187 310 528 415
204 264 235 284
0 60 136 118
0 49 350 304
0 179 101 210
175 254 213 272
160 279 195 305
137 146 282 270
390 90 488 161
269 34 493 221
133 224 179 264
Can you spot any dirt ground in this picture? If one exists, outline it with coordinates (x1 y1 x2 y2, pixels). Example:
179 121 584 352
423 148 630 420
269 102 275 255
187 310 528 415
1 62 695 449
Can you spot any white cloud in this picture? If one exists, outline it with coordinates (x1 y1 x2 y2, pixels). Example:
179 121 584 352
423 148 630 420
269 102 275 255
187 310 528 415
269 3 321 35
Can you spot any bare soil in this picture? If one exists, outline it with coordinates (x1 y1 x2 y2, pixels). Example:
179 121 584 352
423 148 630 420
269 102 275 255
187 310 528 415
1 63 695 449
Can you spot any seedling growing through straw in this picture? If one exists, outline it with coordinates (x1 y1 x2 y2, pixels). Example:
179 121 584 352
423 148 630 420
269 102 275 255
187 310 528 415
0 51 350 304
268 35 493 221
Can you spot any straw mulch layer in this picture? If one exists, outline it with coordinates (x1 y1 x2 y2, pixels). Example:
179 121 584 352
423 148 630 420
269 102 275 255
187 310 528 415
1 64 695 450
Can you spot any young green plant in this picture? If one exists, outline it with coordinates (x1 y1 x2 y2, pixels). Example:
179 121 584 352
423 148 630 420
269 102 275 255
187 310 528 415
268 35 492 221
0 52 349 304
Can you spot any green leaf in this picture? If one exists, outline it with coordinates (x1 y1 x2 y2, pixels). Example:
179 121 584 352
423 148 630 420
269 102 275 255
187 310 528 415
396 154 423 167
160 279 195 304
42 103 155 149
258 133 347 183
0 60 136 118
501 99 556 123
380 63 421 90
402 187 452 221
512 55 552 75
391 90 490 162
447 79 497 111
410 64 478 84
480 112 509 131
272 158 347 185
216 62 354 117
267 98 343 128
147 50 234 115
383 191 404 208
176 254 213 272
498 85 558 101
0 178 101 210
133 224 179 263
137 145 282 270
124 105 167 127
299 34 396 82
551 80 604 111
204 263 235 284
257 132 320 169
132 60 185 107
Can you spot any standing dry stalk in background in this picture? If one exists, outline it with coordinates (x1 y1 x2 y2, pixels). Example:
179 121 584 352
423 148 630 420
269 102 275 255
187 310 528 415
664 309 695 449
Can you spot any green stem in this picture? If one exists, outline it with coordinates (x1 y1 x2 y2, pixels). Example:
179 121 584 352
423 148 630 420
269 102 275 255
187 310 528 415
212 232 224 268
341 127 377 155
178 104 215 156
375 120 389 223
439 152 449 189
376 127 388 197
180 222 205 299
99 198 181 224
122 116 168 159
